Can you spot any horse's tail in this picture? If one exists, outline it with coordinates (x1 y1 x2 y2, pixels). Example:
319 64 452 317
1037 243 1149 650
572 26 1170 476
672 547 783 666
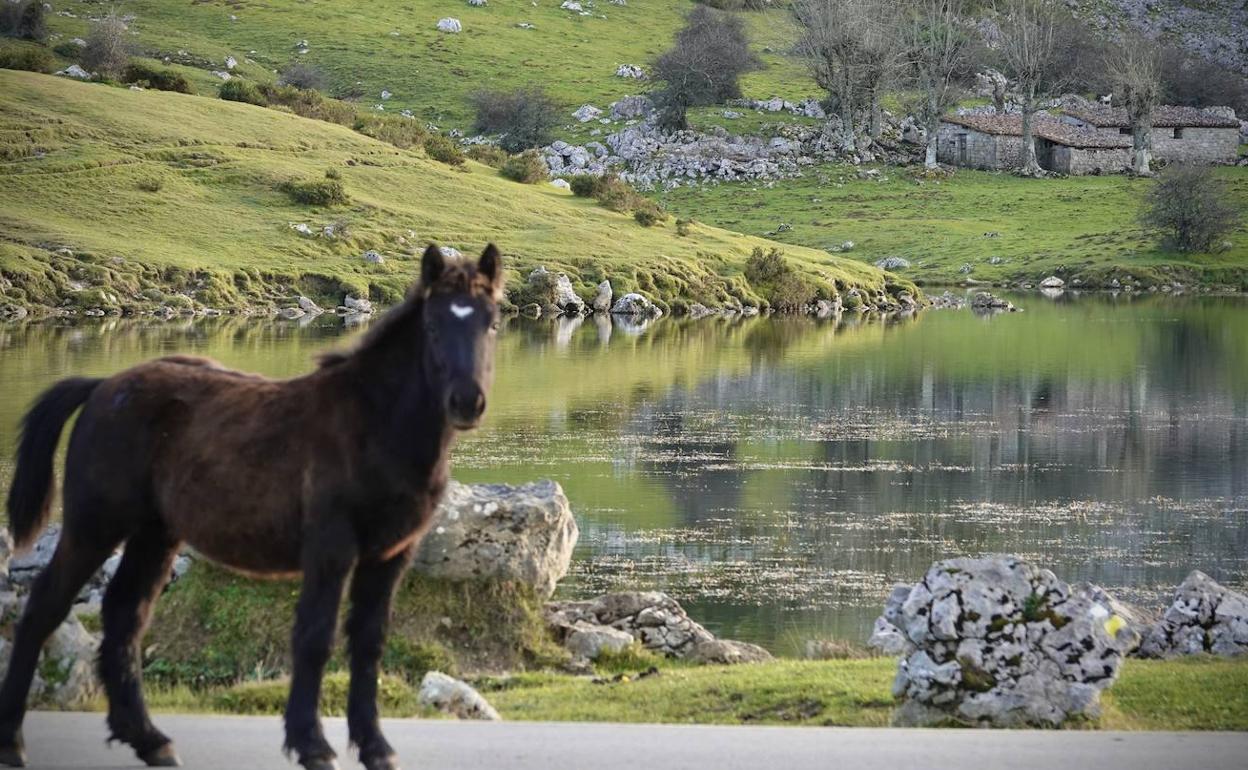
6 377 103 550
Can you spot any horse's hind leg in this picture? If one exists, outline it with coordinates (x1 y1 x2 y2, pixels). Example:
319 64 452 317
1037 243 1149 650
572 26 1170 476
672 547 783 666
97 525 181 767
0 530 120 767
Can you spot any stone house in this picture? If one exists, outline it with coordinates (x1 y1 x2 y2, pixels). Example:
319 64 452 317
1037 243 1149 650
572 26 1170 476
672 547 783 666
1059 105 1241 165
937 114 1132 175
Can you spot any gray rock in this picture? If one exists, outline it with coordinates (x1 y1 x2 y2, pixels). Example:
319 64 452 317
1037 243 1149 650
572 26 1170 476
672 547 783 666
0 530 12 583
279 307 305 320
879 556 1136 727
874 257 911 271
41 615 99 708
526 267 584 315
413 480 578 599
565 623 635 660
686 639 773 665
1039 276 1065 289
610 95 654 120
970 292 1021 313
362 250 385 264
614 64 646 79
560 0 584 11
591 280 612 314
546 591 715 659
572 104 602 123
343 295 373 314
436 17 462 33
1138 571 1248 658
57 64 91 80
297 296 323 314
610 293 661 317
418 671 500 720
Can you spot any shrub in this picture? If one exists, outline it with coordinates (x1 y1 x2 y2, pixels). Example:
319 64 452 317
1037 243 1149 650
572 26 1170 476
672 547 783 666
260 83 355 125
282 178 349 206
0 42 54 72
81 11 130 79
652 6 760 129
123 62 194 94
469 85 562 153
594 175 645 213
676 218 692 236
324 167 341 180
499 150 548 184
633 201 665 227
353 114 428 149
569 175 600 198
136 178 163 193
423 133 465 166
1143 165 1239 253
0 0 47 42
744 247 816 312
219 78 267 106
278 62 327 92
466 144 509 168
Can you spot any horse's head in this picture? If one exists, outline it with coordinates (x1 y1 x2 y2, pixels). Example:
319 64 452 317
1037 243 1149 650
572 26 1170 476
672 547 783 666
419 243 503 430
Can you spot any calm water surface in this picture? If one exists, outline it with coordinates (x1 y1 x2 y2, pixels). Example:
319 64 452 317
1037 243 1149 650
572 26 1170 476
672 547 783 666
2 293 1246 654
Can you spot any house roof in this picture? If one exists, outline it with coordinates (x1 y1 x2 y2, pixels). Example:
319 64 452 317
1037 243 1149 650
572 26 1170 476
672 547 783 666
942 114 1132 149
1063 104 1240 129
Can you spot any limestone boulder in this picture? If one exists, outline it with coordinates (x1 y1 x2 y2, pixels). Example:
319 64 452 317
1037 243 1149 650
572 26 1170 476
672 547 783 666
1138 571 1248 658
546 591 715 658
686 639 773 665
610 293 661 317
418 672 500 720
413 480 578 599
873 556 1138 727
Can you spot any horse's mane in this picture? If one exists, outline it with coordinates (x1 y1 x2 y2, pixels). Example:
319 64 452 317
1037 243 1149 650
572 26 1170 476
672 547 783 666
316 260 495 369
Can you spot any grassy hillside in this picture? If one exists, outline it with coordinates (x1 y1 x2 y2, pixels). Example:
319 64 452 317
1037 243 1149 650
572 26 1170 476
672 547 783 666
33 0 811 136
657 165 1248 289
0 70 903 313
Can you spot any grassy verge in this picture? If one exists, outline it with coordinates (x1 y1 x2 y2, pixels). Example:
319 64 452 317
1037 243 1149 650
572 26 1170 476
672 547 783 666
656 164 1248 289
0 71 907 315
130 653 1248 730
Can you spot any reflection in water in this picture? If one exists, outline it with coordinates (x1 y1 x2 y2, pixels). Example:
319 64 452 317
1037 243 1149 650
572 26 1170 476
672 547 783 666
1 293 1247 653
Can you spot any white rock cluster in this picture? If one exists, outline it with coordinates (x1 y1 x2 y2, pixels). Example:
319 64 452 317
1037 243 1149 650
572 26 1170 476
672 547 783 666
870 556 1139 727
1138 571 1248 658
436 17 462 33
412 480 578 599
614 64 645 79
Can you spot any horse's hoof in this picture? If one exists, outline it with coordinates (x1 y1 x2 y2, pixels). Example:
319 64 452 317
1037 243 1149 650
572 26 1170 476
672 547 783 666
0 745 25 768
300 757 341 770
138 743 182 767
362 753 399 770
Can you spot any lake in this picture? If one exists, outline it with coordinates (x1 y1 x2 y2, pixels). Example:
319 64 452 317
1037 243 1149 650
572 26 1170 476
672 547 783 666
2 292 1246 655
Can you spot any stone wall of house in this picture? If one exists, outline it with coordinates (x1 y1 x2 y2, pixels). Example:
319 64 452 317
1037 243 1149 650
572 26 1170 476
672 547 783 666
1153 127 1239 164
1054 146 1131 175
937 123 1025 170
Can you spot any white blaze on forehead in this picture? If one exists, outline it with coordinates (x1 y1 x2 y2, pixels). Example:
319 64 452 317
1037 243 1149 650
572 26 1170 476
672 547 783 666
450 302 474 319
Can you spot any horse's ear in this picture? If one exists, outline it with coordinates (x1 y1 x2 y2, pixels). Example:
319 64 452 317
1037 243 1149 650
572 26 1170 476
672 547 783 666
421 244 446 288
478 244 502 291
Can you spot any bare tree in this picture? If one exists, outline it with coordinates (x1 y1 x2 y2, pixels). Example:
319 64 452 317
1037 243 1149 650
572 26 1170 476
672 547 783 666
1143 165 1238 252
81 11 131 79
652 5 760 130
792 0 903 150
1106 34 1163 175
901 0 974 169
994 0 1063 175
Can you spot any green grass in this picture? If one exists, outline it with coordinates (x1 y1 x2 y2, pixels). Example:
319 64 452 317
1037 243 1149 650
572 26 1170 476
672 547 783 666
0 70 905 313
132 654 1248 730
655 163 1248 288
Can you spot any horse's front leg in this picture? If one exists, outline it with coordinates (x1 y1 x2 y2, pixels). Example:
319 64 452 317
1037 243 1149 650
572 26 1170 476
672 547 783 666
284 526 356 770
345 547 413 770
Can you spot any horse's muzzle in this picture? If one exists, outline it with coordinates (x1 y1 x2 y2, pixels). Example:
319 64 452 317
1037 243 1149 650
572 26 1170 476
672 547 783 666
447 384 486 429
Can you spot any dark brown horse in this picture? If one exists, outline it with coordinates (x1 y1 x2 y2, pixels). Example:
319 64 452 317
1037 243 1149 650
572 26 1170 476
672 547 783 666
0 245 503 770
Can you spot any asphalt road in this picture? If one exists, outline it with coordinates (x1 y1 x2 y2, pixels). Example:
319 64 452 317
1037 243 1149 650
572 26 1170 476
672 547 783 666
18 712 1247 770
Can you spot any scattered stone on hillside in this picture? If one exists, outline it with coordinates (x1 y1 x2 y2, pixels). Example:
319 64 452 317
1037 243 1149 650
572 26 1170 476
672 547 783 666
343 295 373 314
362 249 385 264
57 65 91 80
560 1 584 11
436 17 462 33
296 296 323 315
212 70 232 81
573 104 603 123
440 246 464 260
224 56 237 70
468 0 487 6
565 623 635 660
413 480 578 599
546 591 716 659
615 64 646 79
970 292 1020 313
687 639 774 665
591 280 613 314
611 292 661 317
1040 276 1065 289
688 303 716 319
874 257 911 271
380 89 392 100
69 37 87 47
290 222 314 236
928 291 966 310
897 292 917 311
1138 571 1248 658
814 298 842 318
610 95 654 120
418 672 501 720
871 556 1138 727
550 179 571 190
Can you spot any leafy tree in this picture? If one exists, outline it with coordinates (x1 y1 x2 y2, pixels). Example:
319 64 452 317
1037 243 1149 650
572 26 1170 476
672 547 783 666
652 6 761 130
1143 165 1238 253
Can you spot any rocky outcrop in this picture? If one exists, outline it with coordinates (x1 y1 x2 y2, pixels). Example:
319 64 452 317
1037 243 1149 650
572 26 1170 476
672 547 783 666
564 623 635 660
412 480 578 599
591 280 613 314
870 557 1138 727
610 293 661 317
970 292 1021 313
686 639 773 665
522 267 585 316
418 671 500 720
1138 571 1248 658
546 591 715 659
874 257 911 271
